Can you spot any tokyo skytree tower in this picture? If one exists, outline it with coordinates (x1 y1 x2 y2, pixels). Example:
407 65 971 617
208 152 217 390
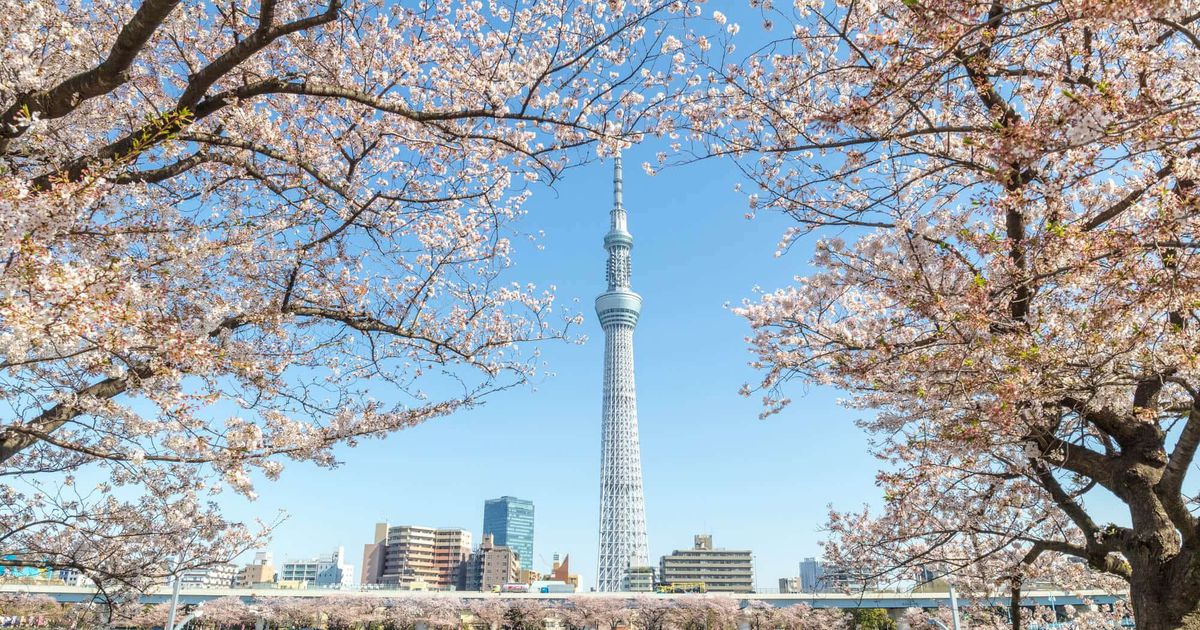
595 156 649 592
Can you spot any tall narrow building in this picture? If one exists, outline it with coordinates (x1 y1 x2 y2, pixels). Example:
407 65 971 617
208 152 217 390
483 496 534 572
595 156 649 591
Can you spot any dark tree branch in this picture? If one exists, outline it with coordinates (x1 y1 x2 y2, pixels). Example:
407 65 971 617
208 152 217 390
176 0 343 108
1160 406 1200 539
109 150 209 183
0 364 152 465
1030 459 1103 539
1060 397 1141 446
0 0 182 146
0 316 246 464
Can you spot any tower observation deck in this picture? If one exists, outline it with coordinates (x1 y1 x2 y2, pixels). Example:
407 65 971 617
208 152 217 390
595 156 649 592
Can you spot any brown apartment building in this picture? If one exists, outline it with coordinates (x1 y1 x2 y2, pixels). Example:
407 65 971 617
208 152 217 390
361 523 472 589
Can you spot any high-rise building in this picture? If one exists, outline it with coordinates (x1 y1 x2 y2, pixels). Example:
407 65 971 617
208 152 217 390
482 496 534 572
797 557 876 592
798 557 824 592
461 534 519 591
595 156 650 592
376 525 435 586
433 528 473 588
658 535 754 593
236 551 275 587
360 523 471 589
280 547 352 587
360 523 390 585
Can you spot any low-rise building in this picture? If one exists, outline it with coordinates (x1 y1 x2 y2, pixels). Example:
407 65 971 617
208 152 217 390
56 569 86 586
237 551 275 587
518 568 540 585
658 534 754 593
178 563 238 589
280 547 352 587
626 566 655 592
548 554 581 590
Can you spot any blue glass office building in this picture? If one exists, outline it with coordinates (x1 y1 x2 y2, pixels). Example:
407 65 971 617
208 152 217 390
483 496 534 571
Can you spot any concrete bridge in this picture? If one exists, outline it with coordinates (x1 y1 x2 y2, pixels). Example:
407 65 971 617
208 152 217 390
0 583 1126 611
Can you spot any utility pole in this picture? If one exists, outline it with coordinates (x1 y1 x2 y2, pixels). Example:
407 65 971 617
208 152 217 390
925 581 963 630
947 581 962 630
165 556 182 630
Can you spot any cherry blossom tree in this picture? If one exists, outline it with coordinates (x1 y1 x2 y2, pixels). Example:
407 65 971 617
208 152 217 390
666 596 739 630
0 0 701 597
321 595 381 630
681 0 1200 627
260 596 324 629
197 596 259 629
0 592 63 627
414 597 463 630
468 599 512 630
381 598 422 630
559 597 629 630
743 601 851 630
777 604 850 630
628 596 674 630
499 599 545 630
740 600 779 630
121 602 172 630
903 600 1131 630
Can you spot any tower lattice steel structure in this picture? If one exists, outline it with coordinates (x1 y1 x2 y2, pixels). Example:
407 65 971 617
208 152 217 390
595 156 649 592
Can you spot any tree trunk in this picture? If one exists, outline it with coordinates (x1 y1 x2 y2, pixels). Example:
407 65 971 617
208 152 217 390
1129 555 1200 630
1010 584 1021 630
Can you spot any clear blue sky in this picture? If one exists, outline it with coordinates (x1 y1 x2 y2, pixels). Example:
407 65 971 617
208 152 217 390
217 141 885 592
223 0 1177 591
211 4 1140 594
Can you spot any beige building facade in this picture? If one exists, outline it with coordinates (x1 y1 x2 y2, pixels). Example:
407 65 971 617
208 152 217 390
361 523 472 589
658 534 754 593
236 552 275 587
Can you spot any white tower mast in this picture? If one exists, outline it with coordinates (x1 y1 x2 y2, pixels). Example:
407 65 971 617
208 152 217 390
595 155 650 591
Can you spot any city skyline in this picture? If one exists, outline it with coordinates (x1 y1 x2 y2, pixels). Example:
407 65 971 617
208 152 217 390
212 147 883 592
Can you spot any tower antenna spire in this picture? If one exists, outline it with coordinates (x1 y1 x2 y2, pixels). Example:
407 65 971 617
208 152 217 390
611 154 627 233
614 154 623 209
595 153 648 591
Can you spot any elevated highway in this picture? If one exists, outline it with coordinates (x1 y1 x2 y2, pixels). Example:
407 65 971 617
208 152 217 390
0 584 1126 610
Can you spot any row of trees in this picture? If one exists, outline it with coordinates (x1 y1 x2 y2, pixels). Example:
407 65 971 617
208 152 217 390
0 593 1129 630
7 0 1200 627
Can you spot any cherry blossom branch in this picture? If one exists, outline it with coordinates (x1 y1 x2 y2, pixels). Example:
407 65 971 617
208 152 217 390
0 0 182 146
0 365 153 465
175 0 343 108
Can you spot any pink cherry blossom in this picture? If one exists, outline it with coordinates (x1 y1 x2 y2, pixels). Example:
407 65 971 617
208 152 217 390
679 0 1200 626
0 0 705 599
